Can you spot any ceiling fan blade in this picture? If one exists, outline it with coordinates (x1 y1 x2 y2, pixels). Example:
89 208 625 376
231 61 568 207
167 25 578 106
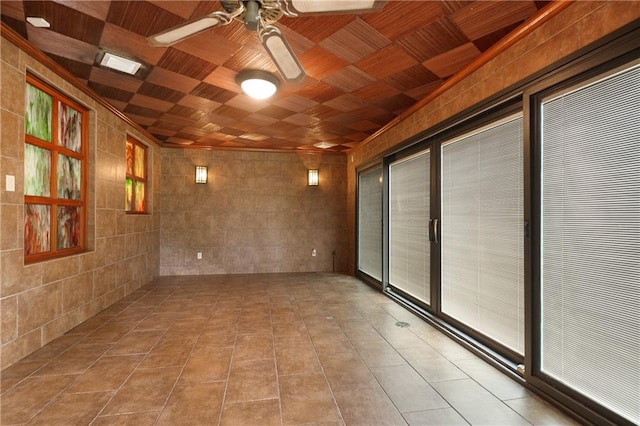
147 10 240 46
258 24 305 83
279 0 387 16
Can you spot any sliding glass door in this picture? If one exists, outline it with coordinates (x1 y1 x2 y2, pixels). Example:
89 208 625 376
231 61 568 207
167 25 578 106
538 63 640 424
441 115 525 355
357 166 383 281
388 149 431 305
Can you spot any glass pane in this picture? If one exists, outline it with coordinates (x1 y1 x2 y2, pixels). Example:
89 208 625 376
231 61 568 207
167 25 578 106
389 150 430 304
441 115 524 354
126 140 134 175
25 83 52 142
57 154 81 200
24 204 50 254
24 144 51 197
134 144 145 178
358 167 383 280
57 206 80 249
125 178 133 211
134 181 145 212
540 64 640 424
58 102 82 152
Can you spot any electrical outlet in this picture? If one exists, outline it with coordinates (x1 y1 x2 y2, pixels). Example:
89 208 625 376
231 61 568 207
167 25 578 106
196 252 202 260
311 248 317 257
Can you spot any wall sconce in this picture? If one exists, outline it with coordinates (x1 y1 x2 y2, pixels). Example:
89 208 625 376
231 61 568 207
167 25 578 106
308 169 319 186
195 166 208 184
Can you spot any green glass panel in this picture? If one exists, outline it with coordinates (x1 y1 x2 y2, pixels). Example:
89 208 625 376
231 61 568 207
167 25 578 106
134 181 145 212
57 206 80 249
57 154 81 200
25 83 52 142
134 144 145 178
24 144 51 196
126 140 134 175
58 102 82 152
125 178 133 211
24 204 50 254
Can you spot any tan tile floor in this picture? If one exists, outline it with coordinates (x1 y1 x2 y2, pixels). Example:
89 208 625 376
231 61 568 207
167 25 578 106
1 273 580 425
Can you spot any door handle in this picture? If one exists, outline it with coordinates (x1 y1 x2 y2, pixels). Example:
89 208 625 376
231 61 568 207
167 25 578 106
429 218 439 243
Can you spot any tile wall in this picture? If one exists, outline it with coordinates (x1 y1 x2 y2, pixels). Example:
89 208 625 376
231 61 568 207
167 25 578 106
0 35 160 369
159 149 347 275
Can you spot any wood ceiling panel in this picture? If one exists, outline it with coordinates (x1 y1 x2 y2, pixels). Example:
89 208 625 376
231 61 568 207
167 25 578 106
99 23 166 65
397 17 469 62
124 104 164 118
299 46 348 80
24 1 105 45
89 66 144 93
319 18 390 64
53 0 110 21
129 94 175 113
295 81 344 104
146 0 201 20
137 82 185 103
47 54 93 80
323 65 375 93
363 1 445 41
177 94 221 112
158 48 217 80
3 0 550 152
26 26 98 64
450 1 538 40
174 32 242 66
241 113 278 127
384 64 440 91
106 1 183 37
356 45 418 79
273 95 318 113
422 42 481 79
146 67 201 94
353 80 400 103
280 14 356 43
190 82 236 103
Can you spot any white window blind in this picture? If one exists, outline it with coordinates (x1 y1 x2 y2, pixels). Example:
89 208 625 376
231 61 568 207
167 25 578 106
389 149 430 304
540 63 640 424
441 115 524 354
358 167 383 280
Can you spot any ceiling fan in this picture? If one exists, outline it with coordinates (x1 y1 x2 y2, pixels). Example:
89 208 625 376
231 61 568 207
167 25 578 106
147 0 387 83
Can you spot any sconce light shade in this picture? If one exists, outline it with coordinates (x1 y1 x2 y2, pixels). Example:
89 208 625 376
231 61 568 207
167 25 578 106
308 169 319 186
195 166 208 184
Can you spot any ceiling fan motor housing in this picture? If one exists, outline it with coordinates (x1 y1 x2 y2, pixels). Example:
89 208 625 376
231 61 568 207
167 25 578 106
221 0 284 27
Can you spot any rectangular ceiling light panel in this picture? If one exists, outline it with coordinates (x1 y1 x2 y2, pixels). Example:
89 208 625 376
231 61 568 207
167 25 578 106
100 52 142 75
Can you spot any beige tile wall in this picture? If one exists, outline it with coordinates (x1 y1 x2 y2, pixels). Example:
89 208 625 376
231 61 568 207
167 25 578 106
159 149 347 275
345 1 640 271
0 36 160 369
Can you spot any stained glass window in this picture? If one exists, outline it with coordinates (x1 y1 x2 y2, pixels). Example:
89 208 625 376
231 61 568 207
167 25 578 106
24 75 86 262
125 136 147 213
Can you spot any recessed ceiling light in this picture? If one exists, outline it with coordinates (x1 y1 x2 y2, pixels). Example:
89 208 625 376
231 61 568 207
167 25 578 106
99 52 142 75
26 17 50 28
314 142 336 149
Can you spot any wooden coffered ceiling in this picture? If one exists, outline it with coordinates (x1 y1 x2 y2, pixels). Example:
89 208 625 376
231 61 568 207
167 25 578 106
1 0 549 152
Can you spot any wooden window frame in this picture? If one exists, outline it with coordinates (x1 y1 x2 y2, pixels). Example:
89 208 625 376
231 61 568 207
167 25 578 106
125 136 148 214
24 74 88 263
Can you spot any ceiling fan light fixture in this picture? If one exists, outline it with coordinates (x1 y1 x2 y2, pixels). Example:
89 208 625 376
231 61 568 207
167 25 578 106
237 70 280 99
